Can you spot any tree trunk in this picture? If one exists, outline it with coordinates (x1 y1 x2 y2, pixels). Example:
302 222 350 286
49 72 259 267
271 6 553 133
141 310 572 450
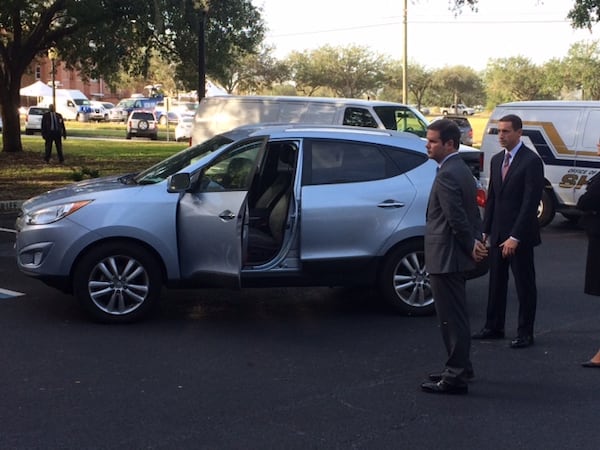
0 72 24 153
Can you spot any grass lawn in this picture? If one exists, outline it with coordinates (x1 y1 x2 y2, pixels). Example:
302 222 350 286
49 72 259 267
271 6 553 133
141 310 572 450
0 132 187 202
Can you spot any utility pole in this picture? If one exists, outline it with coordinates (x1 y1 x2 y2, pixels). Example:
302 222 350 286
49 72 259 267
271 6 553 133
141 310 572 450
198 6 208 102
402 0 408 104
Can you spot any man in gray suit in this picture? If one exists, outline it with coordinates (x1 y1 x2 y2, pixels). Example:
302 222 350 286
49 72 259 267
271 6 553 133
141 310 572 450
420 119 487 395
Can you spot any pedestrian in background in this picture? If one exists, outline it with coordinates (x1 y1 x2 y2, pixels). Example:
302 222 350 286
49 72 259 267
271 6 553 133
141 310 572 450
420 119 487 395
41 104 67 164
577 143 600 368
472 114 544 349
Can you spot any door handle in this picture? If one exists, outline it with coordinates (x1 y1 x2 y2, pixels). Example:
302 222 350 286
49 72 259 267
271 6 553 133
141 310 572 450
218 210 236 220
377 199 405 208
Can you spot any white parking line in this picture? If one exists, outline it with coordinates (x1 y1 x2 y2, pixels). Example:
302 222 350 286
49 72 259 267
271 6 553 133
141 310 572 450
0 288 24 299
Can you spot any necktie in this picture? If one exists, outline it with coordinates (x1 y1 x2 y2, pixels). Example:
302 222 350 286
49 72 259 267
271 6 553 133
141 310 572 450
501 152 511 180
51 113 57 131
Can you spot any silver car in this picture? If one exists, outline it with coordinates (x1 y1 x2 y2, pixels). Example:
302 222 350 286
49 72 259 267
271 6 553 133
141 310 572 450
16 125 444 323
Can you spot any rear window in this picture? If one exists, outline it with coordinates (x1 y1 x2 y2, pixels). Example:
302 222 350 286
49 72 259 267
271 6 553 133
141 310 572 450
29 108 48 115
133 112 155 120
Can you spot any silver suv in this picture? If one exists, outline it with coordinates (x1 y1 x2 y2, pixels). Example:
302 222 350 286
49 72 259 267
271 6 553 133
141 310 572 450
24 106 50 135
126 110 158 140
15 125 483 323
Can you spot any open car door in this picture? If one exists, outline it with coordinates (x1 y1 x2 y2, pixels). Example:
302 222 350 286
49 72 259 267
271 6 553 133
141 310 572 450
176 137 268 287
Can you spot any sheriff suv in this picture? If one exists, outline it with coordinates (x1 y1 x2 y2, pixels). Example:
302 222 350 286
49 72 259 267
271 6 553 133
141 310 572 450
126 110 158 140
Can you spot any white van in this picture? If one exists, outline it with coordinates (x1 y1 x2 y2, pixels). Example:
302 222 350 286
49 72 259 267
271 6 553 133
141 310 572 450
480 101 600 226
40 89 92 121
191 95 430 145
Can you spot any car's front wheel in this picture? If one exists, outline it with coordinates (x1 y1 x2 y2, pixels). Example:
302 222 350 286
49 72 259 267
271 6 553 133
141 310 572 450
379 240 435 316
73 242 162 323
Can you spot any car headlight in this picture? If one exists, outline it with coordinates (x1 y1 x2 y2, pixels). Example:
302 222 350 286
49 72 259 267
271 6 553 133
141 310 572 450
25 200 93 225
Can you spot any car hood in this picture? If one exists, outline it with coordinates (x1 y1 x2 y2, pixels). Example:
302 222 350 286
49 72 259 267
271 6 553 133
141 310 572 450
21 174 136 212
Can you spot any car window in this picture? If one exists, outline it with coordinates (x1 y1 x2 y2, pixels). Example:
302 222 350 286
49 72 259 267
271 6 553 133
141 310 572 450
29 108 47 115
133 112 155 121
373 106 428 137
342 108 379 128
201 140 263 191
382 146 428 174
302 139 398 185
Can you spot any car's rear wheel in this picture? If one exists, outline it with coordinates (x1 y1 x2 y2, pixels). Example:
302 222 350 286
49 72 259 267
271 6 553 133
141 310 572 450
126 133 132 139
378 240 435 316
538 189 555 227
73 242 162 323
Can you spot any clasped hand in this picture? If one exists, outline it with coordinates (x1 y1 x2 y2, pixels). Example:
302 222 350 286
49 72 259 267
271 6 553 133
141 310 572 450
472 240 488 262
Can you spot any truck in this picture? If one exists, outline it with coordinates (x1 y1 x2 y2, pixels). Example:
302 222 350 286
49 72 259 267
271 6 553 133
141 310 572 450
442 104 475 116
39 89 92 121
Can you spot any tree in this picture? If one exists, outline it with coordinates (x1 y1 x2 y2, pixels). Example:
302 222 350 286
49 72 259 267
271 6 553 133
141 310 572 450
287 45 389 98
0 0 265 153
430 66 484 108
561 40 600 99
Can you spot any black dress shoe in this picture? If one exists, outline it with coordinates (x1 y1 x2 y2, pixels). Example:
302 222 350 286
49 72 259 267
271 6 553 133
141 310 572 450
421 380 468 395
509 335 534 348
428 370 475 383
581 361 600 368
472 328 505 339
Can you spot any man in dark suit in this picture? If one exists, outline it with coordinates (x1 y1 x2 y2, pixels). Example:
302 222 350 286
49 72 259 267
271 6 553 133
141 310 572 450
41 104 67 163
472 114 544 348
420 119 487 395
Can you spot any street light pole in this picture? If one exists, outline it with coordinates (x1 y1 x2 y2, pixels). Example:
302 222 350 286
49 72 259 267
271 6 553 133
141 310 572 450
198 7 208 102
48 48 58 108
402 0 408 104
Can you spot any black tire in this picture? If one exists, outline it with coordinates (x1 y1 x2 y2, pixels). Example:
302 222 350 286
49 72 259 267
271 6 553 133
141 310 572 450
378 240 435 316
138 119 149 130
151 134 158 141
126 133 132 140
25 129 33 135
538 189 555 228
73 242 162 323
561 212 580 223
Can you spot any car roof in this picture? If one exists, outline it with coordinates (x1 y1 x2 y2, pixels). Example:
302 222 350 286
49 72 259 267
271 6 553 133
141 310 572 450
204 95 419 109
219 123 428 154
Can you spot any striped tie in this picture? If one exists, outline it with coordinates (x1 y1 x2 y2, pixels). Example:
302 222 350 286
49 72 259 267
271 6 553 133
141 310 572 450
501 152 511 180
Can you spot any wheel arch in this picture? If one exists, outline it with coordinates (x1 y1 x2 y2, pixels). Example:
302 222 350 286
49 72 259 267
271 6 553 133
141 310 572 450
69 237 168 286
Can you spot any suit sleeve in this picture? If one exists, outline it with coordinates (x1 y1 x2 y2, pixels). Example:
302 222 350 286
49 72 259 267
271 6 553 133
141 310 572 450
578 175 600 213
511 153 544 240
435 169 477 256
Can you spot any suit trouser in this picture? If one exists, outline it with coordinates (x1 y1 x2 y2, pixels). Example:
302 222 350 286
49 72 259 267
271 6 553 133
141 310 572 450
485 245 537 337
44 133 64 162
430 272 472 383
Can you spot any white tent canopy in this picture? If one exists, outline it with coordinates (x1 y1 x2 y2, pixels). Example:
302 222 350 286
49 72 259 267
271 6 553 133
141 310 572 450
20 80 53 97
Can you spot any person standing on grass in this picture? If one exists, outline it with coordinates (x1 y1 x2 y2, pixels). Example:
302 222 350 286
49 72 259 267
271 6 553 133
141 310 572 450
41 104 67 164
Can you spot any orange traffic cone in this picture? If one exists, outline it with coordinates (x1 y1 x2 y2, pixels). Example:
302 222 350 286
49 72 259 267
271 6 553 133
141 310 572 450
582 348 600 368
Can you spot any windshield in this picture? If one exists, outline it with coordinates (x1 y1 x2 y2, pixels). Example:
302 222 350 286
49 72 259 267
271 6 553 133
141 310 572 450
373 106 429 137
74 99 91 106
133 135 234 184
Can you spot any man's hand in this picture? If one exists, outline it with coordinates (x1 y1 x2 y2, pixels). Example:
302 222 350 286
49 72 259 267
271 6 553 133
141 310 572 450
499 237 518 258
472 240 488 262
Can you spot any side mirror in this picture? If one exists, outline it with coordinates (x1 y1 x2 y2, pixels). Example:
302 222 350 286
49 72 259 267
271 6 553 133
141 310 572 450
167 172 191 193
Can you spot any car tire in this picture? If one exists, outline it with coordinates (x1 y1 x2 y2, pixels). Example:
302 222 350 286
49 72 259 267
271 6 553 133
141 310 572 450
378 239 435 316
126 133 132 139
151 135 158 140
138 119 149 131
73 241 162 323
25 129 33 135
538 189 555 228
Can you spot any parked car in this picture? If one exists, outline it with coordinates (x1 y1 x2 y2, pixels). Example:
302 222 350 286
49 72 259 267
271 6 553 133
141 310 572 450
432 115 474 146
24 106 50 135
15 125 486 323
441 104 475 116
126 110 158 140
89 101 109 122
110 97 159 122
174 115 193 142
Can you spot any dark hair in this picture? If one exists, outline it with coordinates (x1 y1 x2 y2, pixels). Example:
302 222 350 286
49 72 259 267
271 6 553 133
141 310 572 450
499 114 522 131
427 118 461 150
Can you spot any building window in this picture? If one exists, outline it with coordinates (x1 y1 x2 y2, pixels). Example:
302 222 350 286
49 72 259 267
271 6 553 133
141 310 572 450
35 66 41 80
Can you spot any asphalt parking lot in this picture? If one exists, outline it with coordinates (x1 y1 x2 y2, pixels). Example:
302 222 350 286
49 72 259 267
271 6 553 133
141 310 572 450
1 211 600 449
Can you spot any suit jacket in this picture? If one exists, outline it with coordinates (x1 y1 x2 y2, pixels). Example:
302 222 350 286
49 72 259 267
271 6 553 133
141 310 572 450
578 173 600 237
483 144 544 247
41 111 67 139
425 154 483 274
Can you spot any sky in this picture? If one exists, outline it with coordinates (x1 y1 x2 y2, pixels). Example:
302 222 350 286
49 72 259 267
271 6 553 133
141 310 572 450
252 0 600 71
